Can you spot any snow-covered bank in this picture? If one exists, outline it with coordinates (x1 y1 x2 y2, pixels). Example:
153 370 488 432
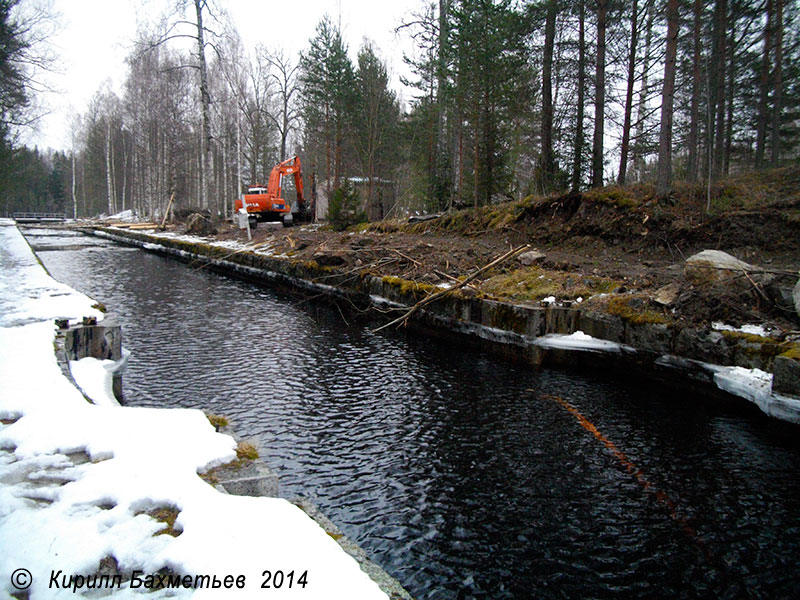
0 220 389 599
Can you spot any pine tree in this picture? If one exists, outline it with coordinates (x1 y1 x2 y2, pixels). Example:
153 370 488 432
299 17 356 199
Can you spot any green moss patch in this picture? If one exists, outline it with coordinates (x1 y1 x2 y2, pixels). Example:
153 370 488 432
236 441 259 461
206 414 229 432
382 275 439 299
136 505 181 537
606 295 672 325
779 343 800 362
479 267 620 302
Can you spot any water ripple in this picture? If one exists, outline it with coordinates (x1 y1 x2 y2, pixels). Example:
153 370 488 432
33 231 800 600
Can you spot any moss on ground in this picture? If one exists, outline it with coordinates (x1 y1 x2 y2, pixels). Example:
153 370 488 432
206 413 229 432
583 185 642 209
606 295 672 325
236 441 259 461
136 505 181 537
719 331 800 362
479 267 620 302
382 275 439 299
779 343 800 361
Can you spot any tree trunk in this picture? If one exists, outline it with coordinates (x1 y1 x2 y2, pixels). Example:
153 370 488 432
656 0 679 198
633 0 655 181
571 0 585 191
617 0 638 185
121 143 128 211
771 0 783 165
195 0 212 210
591 0 607 188
473 98 479 209
687 0 702 181
325 102 331 198
436 0 449 203
541 0 556 190
71 151 77 218
755 0 772 167
712 0 727 180
106 120 114 215
724 18 734 176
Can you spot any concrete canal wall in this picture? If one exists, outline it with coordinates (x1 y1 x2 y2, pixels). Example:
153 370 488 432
93 227 800 425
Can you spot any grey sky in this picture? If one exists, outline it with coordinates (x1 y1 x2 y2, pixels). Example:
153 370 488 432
30 0 420 151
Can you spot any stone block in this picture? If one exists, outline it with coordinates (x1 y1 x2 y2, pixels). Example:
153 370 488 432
773 356 800 397
626 322 673 355
578 310 625 343
674 328 733 365
216 458 279 498
544 307 580 334
64 317 122 361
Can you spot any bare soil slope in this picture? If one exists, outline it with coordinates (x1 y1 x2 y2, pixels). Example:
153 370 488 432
210 166 800 334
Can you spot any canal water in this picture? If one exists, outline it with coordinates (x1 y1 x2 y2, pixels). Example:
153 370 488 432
28 228 800 599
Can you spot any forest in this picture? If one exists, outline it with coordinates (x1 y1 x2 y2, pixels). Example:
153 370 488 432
1 0 798 219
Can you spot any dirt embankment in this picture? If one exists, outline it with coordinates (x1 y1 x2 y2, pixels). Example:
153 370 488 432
208 166 800 334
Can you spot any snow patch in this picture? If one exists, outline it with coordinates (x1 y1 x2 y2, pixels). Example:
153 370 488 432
69 357 119 407
535 331 624 353
713 366 773 413
712 322 774 337
0 222 389 599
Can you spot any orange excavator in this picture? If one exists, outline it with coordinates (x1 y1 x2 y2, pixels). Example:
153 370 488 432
234 156 309 228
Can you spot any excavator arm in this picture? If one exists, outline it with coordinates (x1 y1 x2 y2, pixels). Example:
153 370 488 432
268 156 306 213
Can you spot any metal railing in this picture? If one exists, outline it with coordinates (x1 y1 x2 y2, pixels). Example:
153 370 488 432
11 212 67 221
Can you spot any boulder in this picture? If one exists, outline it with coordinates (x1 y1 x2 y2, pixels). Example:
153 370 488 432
186 213 217 236
684 250 753 287
518 250 546 266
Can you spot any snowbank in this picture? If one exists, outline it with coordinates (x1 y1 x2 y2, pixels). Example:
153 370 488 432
0 220 388 599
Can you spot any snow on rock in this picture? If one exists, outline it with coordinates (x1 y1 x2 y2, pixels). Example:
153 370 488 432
712 366 800 422
713 367 773 413
0 221 389 599
711 321 773 337
535 330 625 354
69 357 120 407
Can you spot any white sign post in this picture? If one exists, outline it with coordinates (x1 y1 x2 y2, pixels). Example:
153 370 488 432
237 202 251 241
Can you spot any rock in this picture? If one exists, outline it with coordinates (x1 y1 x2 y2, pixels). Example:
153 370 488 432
684 250 753 286
186 213 217 236
773 355 800 397
764 280 797 313
518 250 546 266
795 277 800 318
312 251 347 266
627 297 646 310
653 282 681 307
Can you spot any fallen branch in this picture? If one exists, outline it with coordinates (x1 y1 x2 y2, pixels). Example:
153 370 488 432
372 244 531 333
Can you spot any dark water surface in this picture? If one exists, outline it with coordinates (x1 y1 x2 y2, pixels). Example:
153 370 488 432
30 228 800 599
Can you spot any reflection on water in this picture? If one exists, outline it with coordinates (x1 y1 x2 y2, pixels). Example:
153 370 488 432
32 229 800 599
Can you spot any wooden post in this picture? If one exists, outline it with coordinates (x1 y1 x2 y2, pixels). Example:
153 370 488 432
160 192 175 230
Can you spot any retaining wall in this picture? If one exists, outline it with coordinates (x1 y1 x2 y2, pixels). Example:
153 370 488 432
92 227 800 424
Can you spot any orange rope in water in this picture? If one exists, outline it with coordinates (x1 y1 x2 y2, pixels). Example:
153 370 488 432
543 393 707 553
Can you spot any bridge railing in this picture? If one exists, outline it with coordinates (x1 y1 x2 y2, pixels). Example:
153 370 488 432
11 212 67 221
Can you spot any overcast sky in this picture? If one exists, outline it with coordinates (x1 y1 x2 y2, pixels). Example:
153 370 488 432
29 0 421 151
